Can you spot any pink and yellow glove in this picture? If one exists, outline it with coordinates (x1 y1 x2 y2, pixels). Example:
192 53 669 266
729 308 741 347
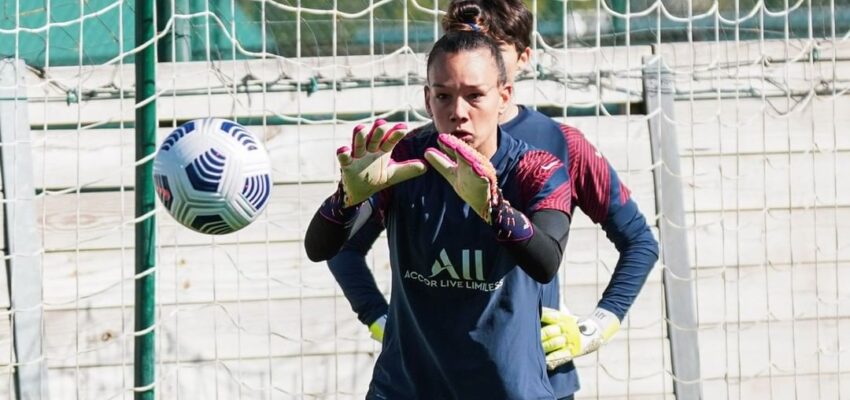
541 307 621 370
423 133 499 224
336 120 427 207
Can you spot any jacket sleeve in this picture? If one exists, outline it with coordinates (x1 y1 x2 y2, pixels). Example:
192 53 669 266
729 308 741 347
326 212 389 326
597 182 659 320
563 125 659 320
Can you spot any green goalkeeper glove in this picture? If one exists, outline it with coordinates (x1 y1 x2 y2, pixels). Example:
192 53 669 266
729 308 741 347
541 307 621 370
337 120 427 207
423 133 499 224
368 314 387 343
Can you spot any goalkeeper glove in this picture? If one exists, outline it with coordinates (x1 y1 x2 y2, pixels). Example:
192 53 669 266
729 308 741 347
541 307 620 370
368 314 387 343
424 133 499 224
337 120 427 207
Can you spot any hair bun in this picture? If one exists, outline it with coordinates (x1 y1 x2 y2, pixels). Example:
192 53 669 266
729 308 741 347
458 1 481 23
449 0 481 24
444 1 487 33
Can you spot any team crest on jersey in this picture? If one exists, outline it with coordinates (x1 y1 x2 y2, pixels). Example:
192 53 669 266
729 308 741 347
403 248 504 292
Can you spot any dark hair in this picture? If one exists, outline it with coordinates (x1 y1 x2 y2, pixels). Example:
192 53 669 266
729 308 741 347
426 31 508 87
442 0 533 54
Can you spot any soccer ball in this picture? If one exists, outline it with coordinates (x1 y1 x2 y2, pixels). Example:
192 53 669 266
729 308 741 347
153 118 272 235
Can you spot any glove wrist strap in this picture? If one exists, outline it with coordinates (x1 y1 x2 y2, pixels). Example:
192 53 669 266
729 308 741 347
490 197 534 242
369 314 387 343
588 307 621 343
318 183 360 225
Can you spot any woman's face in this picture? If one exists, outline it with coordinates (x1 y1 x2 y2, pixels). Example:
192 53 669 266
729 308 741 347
425 48 512 158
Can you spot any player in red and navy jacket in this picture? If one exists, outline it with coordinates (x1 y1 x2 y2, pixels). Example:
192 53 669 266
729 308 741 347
325 1 659 399
306 32 573 398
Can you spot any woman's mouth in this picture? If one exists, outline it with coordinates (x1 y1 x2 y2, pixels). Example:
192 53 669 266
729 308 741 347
450 130 474 144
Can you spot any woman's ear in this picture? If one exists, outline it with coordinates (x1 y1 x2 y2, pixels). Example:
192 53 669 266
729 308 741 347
498 83 513 114
424 85 432 117
516 47 532 72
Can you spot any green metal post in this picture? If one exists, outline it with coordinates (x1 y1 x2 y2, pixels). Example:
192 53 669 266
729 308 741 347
135 0 157 398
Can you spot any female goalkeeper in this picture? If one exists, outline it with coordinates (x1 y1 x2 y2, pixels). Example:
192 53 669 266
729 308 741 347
305 31 572 398
326 1 659 399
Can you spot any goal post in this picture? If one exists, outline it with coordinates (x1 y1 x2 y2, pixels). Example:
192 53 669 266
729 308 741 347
643 54 702 400
0 58 49 400
133 0 157 399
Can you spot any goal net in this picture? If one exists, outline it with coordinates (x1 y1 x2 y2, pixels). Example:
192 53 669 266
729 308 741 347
0 0 847 399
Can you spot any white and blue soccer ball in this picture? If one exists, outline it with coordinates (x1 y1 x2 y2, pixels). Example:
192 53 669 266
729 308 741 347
153 118 272 235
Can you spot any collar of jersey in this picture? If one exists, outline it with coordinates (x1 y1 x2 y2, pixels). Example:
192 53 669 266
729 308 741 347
489 126 512 168
499 104 531 133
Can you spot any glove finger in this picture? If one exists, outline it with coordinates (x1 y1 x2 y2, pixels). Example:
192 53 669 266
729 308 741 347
438 133 497 191
379 123 408 152
540 324 564 341
435 134 460 162
387 159 428 186
542 308 577 327
541 335 567 354
366 119 387 153
424 148 457 181
336 146 353 166
351 124 368 159
545 349 573 370
541 307 561 325
542 306 559 314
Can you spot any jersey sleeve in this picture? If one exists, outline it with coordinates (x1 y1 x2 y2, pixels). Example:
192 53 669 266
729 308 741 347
514 150 572 216
561 124 659 320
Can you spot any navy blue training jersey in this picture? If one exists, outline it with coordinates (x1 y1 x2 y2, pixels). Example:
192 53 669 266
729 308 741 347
328 106 658 398
366 128 570 400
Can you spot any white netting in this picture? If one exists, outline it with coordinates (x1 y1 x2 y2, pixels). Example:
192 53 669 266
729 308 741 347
0 0 847 399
